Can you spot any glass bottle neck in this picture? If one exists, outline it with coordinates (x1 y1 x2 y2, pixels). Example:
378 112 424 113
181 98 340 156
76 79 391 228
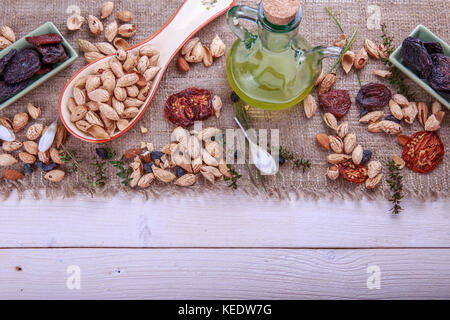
256 3 302 52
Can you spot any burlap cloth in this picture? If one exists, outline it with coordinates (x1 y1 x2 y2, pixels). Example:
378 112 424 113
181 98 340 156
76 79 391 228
0 0 448 200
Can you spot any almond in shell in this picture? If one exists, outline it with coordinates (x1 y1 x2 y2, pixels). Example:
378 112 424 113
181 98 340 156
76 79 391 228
175 174 197 187
19 152 36 164
417 102 429 126
341 51 355 74
115 10 134 22
13 112 29 132
38 150 50 164
2 141 22 152
364 39 380 59
26 123 44 140
327 165 339 180
343 133 356 154
328 136 343 154
0 153 18 166
138 173 155 188
318 72 336 94
389 99 403 120
327 153 351 164
27 103 41 120
50 148 64 165
359 111 383 124
210 35 226 58
352 145 363 165
303 94 317 119
354 48 369 69
152 165 176 183
365 173 383 189
88 15 103 35
104 21 118 42
367 160 382 179
45 170 65 182
23 141 38 155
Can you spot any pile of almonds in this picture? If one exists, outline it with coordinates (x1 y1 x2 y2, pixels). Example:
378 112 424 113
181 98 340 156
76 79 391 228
362 95 445 134
125 126 231 189
67 44 160 139
0 103 68 182
67 1 137 62
0 25 16 51
316 113 383 190
176 35 226 72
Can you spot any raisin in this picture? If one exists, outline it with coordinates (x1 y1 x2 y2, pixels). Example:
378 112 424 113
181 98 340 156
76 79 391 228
43 163 58 172
338 161 368 184
278 155 286 166
402 131 444 173
385 115 401 124
0 49 17 75
150 151 164 160
424 42 444 55
36 44 67 64
3 48 41 84
401 37 433 79
143 163 153 173
361 150 372 165
176 167 185 177
96 148 108 159
318 90 352 118
428 54 450 100
356 83 392 109
164 88 214 127
230 91 240 103
23 164 33 174
359 108 369 118
25 33 63 46
0 80 29 103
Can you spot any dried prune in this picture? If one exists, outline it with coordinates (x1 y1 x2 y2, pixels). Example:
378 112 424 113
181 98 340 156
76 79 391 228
3 48 41 84
402 131 444 173
401 37 433 79
164 87 214 127
26 33 63 46
36 44 67 64
428 54 450 100
385 115 401 124
0 80 29 103
338 160 368 184
356 83 392 109
318 90 352 118
0 49 17 75
424 42 444 55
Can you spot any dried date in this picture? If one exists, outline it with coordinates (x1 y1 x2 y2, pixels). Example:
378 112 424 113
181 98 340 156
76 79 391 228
356 83 392 109
424 42 444 55
318 90 352 118
25 33 63 46
401 37 433 79
0 80 29 103
0 49 17 75
429 54 450 100
164 88 214 127
36 44 67 64
3 48 41 84
338 160 368 184
402 131 444 173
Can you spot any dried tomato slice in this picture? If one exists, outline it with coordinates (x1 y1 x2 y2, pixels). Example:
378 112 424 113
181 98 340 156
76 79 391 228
338 160 368 184
402 131 445 173
164 87 214 127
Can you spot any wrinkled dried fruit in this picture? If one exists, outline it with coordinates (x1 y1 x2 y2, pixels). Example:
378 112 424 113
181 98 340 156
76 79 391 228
0 80 29 103
164 88 214 127
26 33 62 46
2 169 24 180
3 48 41 84
0 49 17 74
401 37 433 79
338 160 368 184
424 42 444 55
319 90 352 118
429 54 450 99
356 83 391 109
402 131 444 173
36 44 67 64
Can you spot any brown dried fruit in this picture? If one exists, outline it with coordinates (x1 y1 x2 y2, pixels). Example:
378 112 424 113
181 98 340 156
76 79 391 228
356 83 392 109
402 131 444 173
319 90 352 118
339 160 368 184
316 133 329 150
176 56 189 72
2 169 24 180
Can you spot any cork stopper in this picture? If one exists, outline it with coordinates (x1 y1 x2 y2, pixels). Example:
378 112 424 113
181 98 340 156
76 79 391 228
262 0 301 25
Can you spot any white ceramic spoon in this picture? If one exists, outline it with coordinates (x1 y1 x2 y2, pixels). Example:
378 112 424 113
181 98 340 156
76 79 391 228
59 0 236 143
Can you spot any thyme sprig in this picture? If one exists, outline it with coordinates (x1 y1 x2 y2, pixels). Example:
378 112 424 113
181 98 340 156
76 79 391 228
380 23 415 100
109 155 132 186
280 147 311 173
59 146 98 189
386 160 404 214
224 164 242 190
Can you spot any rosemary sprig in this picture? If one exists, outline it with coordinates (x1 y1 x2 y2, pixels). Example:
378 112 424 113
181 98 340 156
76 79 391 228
325 6 344 34
356 70 362 87
280 146 311 173
380 23 415 100
386 160 404 214
109 155 132 186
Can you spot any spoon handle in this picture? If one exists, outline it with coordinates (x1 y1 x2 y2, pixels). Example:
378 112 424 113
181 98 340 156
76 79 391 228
143 0 236 55
234 117 251 142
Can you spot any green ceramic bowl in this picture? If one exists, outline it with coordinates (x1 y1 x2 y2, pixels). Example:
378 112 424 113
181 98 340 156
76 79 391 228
390 24 449 109
0 21 78 111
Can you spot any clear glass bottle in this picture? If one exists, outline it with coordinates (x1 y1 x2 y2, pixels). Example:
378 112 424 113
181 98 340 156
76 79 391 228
226 2 341 110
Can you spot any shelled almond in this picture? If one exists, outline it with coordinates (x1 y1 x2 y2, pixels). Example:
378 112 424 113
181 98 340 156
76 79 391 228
67 45 161 140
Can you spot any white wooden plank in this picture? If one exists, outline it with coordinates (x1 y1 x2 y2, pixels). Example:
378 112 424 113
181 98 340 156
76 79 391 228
0 193 448 248
1 248 449 299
